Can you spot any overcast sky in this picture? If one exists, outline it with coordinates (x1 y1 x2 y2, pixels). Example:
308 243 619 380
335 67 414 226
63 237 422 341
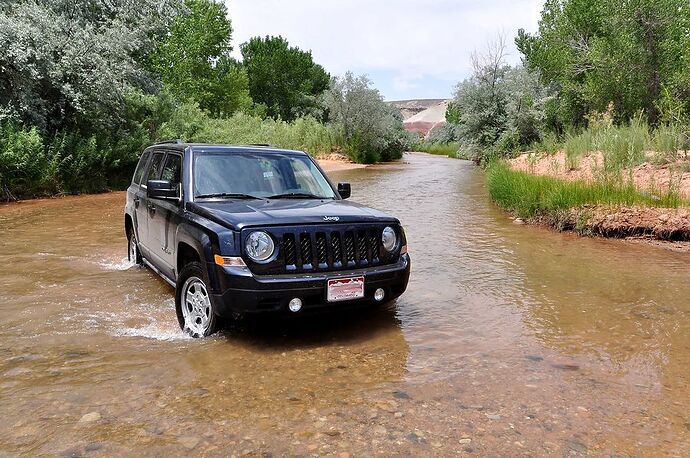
226 0 543 101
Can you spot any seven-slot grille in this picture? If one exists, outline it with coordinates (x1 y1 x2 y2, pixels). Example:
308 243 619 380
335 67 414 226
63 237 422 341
241 224 401 275
281 228 381 272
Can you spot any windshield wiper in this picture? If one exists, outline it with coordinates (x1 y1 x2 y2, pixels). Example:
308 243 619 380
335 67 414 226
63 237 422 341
195 192 261 200
268 192 328 199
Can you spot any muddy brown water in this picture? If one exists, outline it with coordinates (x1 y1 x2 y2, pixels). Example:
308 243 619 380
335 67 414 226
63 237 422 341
1 153 689 456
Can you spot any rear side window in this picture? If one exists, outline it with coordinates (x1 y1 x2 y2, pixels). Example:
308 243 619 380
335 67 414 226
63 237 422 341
146 152 165 183
132 151 151 185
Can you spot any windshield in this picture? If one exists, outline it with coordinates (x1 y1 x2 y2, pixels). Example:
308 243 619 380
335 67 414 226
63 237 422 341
193 151 337 199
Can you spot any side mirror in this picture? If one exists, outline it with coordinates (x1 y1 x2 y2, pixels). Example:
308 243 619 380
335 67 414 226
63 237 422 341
337 182 351 199
147 180 178 199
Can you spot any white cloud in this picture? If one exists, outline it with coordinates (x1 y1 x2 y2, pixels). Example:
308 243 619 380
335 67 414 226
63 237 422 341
225 0 543 99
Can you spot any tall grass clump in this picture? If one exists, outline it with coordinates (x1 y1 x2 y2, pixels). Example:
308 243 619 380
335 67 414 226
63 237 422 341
487 162 682 219
564 129 594 169
650 124 679 156
561 117 650 174
598 117 648 174
533 132 561 155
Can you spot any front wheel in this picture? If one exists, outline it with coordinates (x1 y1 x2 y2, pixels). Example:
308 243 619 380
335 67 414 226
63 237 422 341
175 262 218 338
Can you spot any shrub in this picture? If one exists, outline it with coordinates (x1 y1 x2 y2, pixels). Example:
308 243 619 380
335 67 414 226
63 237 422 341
0 123 46 197
322 72 414 163
159 104 339 156
427 123 459 144
0 121 143 198
650 124 681 163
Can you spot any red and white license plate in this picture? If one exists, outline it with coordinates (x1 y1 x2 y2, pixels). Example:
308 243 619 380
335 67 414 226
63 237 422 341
327 276 365 302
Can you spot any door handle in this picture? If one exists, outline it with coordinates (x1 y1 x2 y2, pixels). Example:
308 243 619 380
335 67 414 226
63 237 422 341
147 202 156 214
133 197 140 207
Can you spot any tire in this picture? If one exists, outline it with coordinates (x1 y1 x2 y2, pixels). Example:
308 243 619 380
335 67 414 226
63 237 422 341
127 227 143 265
175 262 219 338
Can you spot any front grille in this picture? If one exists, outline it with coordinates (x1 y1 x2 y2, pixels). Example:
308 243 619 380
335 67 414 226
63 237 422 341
268 225 397 274
242 224 400 275
315 233 328 266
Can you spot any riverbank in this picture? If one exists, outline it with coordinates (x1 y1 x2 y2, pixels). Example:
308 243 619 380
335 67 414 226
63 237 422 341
509 150 690 199
489 152 690 250
315 153 369 173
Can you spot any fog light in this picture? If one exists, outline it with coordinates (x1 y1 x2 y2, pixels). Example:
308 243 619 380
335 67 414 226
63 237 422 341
288 298 302 312
374 288 385 302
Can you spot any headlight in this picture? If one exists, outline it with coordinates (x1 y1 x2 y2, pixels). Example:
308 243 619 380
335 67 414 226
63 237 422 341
245 231 275 262
381 226 397 252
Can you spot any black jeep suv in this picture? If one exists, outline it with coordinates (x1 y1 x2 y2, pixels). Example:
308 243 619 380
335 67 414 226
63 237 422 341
124 141 410 337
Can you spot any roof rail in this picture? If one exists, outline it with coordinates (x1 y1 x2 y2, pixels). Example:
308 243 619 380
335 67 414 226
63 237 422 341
248 143 272 147
155 139 184 145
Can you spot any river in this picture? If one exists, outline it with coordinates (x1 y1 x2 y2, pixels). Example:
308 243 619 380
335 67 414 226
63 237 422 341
0 152 688 456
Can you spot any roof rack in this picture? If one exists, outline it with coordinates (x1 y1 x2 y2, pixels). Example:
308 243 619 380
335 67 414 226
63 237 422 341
248 143 272 147
155 139 184 145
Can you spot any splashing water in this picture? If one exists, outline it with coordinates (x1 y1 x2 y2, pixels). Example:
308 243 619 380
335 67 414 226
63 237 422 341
98 257 136 271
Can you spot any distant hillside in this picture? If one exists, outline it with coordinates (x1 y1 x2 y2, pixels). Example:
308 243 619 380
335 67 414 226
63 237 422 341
390 99 448 137
390 99 448 120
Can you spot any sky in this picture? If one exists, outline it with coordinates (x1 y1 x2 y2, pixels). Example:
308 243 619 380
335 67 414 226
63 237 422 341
226 0 543 101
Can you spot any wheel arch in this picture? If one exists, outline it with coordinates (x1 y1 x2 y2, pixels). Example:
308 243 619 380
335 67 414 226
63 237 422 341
176 223 215 279
125 213 134 237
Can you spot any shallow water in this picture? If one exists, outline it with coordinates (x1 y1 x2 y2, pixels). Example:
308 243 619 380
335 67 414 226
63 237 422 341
1 153 688 456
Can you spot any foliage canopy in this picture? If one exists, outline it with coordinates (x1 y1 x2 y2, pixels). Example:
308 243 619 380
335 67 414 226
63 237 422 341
241 36 330 121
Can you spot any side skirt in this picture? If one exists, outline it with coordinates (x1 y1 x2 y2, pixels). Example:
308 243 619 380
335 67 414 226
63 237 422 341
142 258 176 288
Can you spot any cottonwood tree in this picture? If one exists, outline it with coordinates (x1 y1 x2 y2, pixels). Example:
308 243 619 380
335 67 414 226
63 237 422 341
148 0 252 117
516 0 690 125
241 36 330 121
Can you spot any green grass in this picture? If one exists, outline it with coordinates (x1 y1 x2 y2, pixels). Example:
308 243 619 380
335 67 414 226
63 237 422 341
534 132 560 155
559 119 690 173
564 129 594 169
598 118 648 174
487 162 683 219
413 142 461 158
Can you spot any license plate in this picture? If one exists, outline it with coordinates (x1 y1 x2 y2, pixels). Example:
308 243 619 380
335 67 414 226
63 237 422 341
327 276 365 302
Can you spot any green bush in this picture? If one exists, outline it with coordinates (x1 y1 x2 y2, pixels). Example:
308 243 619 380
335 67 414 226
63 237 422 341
0 121 142 199
0 123 46 197
322 73 414 163
159 105 339 156
564 129 594 167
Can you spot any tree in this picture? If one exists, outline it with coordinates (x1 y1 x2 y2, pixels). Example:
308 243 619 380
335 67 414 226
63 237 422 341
453 35 511 148
0 0 182 132
517 0 689 125
450 36 554 159
241 36 330 121
323 72 413 163
148 0 251 117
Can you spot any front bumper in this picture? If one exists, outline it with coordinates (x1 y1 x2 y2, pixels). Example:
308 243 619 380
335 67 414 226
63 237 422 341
210 254 410 315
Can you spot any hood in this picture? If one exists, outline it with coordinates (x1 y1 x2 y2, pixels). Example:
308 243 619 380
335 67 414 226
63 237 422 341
186 199 398 230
